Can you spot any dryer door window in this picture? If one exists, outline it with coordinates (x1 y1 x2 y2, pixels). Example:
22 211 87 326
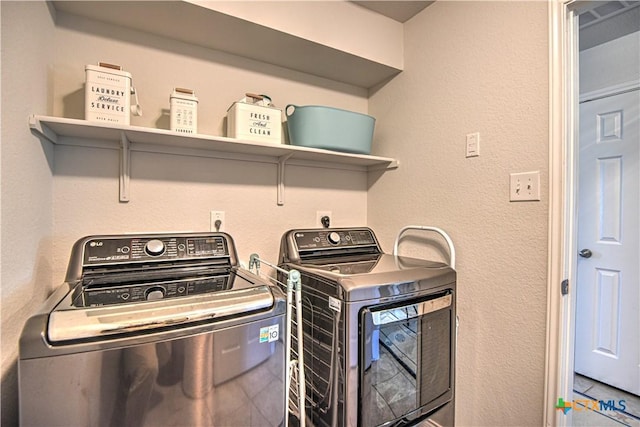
358 291 454 427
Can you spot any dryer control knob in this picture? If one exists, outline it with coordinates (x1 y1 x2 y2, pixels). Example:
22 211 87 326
327 232 341 245
145 239 165 256
146 288 165 301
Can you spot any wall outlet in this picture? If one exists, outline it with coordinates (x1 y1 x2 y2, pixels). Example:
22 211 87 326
210 211 225 231
510 171 540 202
316 211 332 228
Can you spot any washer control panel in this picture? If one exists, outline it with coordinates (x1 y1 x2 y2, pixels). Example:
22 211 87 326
82 235 228 265
70 233 239 307
294 228 378 250
81 275 229 306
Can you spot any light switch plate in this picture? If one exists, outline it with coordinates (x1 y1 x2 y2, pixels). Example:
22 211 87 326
466 132 480 157
510 171 540 202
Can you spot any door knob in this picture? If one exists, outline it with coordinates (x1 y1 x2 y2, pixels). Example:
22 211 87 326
579 249 593 258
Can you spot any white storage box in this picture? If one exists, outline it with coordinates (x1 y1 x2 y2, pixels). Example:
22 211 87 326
170 88 198 134
226 94 282 144
85 62 134 125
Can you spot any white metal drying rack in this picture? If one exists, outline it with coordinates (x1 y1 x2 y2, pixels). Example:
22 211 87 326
249 254 306 427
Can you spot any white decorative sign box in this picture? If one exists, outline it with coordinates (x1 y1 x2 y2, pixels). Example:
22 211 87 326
85 62 133 125
226 95 282 144
170 88 198 134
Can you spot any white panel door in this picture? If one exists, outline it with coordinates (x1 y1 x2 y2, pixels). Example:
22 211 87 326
575 89 639 395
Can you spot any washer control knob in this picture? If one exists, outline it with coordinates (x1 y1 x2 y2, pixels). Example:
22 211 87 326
146 288 165 301
145 239 165 256
327 232 341 245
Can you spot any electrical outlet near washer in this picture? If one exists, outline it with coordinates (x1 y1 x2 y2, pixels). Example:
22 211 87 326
509 171 540 201
316 211 332 228
210 211 225 231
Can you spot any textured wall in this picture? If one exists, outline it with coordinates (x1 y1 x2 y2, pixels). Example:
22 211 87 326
1 2 56 425
51 147 368 283
368 2 549 425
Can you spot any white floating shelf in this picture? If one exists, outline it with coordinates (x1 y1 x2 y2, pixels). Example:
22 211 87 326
30 115 399 204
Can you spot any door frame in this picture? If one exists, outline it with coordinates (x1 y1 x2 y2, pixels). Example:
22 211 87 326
545 1 579 425
545 2 640 425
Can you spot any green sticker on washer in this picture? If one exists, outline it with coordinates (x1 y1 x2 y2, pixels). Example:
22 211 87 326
259 325 279 343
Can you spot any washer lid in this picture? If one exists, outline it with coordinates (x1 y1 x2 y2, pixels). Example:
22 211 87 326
48 284 274 343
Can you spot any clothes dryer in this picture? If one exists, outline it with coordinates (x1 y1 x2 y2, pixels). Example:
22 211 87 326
279 227 455 427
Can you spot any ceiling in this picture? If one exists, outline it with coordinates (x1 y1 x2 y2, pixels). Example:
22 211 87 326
353 0 638 50
578 0 639 28
351 1 434 23
578 1 640 50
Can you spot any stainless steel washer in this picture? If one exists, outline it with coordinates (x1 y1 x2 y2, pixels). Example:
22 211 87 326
278 227 456 427
19 232 286 427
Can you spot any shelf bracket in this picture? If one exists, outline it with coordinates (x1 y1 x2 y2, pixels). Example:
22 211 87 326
120 132 130 203
29 114 57 144
277 154 293 206
368 158 400 171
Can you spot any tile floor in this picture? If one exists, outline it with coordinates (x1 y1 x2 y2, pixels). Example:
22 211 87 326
572 374 640 427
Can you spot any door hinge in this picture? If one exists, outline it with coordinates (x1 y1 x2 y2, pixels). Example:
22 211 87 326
561 279 569 296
